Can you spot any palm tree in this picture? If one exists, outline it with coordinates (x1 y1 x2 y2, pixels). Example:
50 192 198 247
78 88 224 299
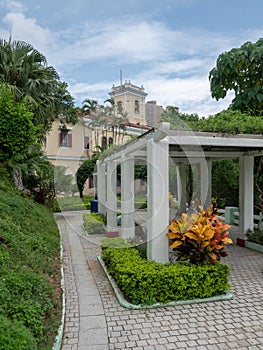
0 38 76 139
81 99 98 115
118 111 129 144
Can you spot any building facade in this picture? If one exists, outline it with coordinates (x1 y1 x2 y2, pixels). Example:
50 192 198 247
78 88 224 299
44 81 152 195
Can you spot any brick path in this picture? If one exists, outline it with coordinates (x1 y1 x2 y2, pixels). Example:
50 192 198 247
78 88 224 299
56 211 263 350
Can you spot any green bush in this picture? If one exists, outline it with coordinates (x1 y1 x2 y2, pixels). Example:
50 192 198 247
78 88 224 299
246 228 263 245
0 176 61 349
83 213 104 234
55 195 92 211
101 237 133 250
102 246 231 305
0 315 37 350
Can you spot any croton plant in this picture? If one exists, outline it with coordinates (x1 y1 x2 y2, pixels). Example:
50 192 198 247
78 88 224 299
166 205 232 265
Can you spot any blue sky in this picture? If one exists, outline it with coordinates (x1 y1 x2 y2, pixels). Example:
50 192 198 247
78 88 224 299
1 0 263 116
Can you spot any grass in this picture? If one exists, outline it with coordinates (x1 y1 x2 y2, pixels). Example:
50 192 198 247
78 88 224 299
0 169 62 349
55 195 94 211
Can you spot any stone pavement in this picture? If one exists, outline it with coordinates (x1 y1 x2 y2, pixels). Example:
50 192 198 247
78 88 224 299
55 210 263 350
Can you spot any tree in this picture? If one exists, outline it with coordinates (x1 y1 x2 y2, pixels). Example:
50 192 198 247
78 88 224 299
209 38 263 115
0 38 77 140
76 155 99 198
81 99 98 115
0 84 36 162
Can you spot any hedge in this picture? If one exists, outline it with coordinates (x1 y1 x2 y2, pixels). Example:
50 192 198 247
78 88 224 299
83 213 104 234
102 246 231 305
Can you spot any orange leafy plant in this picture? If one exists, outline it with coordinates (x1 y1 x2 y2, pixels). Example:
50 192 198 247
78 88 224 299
167 205 232 265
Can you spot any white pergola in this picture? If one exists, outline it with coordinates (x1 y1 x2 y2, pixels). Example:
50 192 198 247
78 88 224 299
97 123 263 263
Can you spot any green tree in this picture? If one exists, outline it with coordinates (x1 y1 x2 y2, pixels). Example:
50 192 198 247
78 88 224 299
209 38 263 115
0 84 36 162
160 107 199 129
76 155 99 198
81 99 98 115
0 38 77 139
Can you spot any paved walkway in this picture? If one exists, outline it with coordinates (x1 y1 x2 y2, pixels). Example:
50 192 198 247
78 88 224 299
55 210 263 350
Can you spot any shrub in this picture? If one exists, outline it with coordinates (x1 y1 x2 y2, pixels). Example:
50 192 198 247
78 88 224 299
167 205 232 264
101 237 133 250
102 246 230 305
246 228 263 245
0 315 37 350
83 213 104 234
0 176 61 348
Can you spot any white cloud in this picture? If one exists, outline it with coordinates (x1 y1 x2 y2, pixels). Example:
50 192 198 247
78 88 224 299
3 12 53 55
1 0 26 12
0 4 262 116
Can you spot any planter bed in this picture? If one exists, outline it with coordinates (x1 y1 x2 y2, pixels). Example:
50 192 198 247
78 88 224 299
99 245 233 309
98 256 232 309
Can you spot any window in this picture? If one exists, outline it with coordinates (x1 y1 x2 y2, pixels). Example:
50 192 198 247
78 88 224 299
134 100 139 113
102 136 107 149
59 131 72 148
117 101 123 113
84 136 90 150
109 137 113 146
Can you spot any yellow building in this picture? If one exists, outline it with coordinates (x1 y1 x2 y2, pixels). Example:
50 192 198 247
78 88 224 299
43 81 151 195
109 80 148 125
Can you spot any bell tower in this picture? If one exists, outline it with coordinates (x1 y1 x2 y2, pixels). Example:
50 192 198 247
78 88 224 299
109 80 148 125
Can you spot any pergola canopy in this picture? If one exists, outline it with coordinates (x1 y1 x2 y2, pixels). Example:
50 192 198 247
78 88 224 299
97 123 263 263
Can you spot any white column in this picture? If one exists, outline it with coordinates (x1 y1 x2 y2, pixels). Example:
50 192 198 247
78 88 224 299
121 155 135 239
97 160 106 215
200 158 212 209
239 155 254 236
176 164 187 214
147 139 169 263
106 161 117 231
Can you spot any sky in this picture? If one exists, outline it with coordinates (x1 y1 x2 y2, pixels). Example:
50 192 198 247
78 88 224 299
1 0 263 116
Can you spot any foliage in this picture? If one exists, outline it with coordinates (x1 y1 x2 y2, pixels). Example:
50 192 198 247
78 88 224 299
190 109 263 134
83 212 104 234
54 166 74 195
0 38 78 140
102 245 230 305
0 84 36 162
167 205 232 265
0 175 61 349
0 315 37 350
212 159 239 207
160 107 199 129
76 155 99 198
209 38 263 115
101 237 133 250
134 165 147 182
55 195 92 212
246 228 263 245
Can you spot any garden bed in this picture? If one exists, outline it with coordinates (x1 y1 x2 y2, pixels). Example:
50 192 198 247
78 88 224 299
100 242 232 308
98 256 232 309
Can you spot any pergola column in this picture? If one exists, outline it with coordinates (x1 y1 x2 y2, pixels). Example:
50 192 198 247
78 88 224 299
97 160 106 215
120 155 135 239
147 139 169 263
176 163 187 214
106 161 117 231
239 155 254 236
200 158 212 209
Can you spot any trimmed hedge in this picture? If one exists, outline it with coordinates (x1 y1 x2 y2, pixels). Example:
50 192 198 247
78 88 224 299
83 213 104 234
102 246 231 305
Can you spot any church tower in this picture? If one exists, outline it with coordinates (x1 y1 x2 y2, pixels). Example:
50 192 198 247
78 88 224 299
109 80 148 125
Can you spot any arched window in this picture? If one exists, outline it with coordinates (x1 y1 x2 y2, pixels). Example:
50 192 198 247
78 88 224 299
117 101 123 113
109 137 113 146
134 100 139 113
102 136 107 149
